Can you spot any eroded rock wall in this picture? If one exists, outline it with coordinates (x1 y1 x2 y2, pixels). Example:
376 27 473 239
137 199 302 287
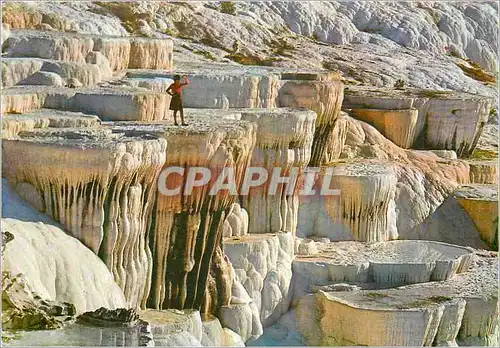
110 120 257 315
343 87 493 157
277 73 344 165
4 29 173 72
1 179 126 313
2 128 167 309
298 115 470 242
237 108 316 235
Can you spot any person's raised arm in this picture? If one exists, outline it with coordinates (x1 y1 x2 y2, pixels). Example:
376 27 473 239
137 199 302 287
180 75 189 86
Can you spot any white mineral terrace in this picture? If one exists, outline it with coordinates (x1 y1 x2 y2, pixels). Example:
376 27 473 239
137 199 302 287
1 10 498 348
124 63 343 165
1 85 171 121
4 29 173 71
2 108 101 138
293 251 498 347
298 160 399 242
343 86 494 157
2 57 110 88
3 127 167 308
293 240 472 289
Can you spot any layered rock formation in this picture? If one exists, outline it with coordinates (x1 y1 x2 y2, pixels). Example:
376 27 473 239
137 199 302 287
139 309 202 346
293 250 498 347
237 108 316 235
2 108 100 138
108 118 256 315
125 67 280 109
454 185 498 249
349 108 419 149
2 57 109 88
322 112 349 163
319 161 398 242
2 5 497 347
222 232 294 339
292 240 472 303
343 86 494 157
4 29 173 71
297 290 460 346
298 114 471 242
1 86 170 121
125 66 344 167
3 129 167 308
276 72 344 165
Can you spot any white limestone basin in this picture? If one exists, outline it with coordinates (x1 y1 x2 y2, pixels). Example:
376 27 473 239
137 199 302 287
293 240 473 287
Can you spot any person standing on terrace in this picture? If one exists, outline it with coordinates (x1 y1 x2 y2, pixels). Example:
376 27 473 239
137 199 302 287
166 75 189 126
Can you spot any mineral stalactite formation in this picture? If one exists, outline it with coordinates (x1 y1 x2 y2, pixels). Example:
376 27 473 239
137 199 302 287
343 86 493 157
236 108 317 235
110 118 256 315
1 4 498 346
2 127 167 309
277 72 344 165
322 161 399 242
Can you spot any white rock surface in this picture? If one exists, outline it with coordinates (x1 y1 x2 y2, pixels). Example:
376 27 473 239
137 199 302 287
1 5 497 347
18 71 64 87
1 85 170 122
223 232 294 333
5 1 496 100
111 118 255 315
4 29 173 72
237 108 316 234
343 86 494 157
292 240 472 304
201 315 224 346
2 2 128 36
3 128 167 308
1 179 126 313
316 161 398 242
223 203 249 238
139 309 203 346
2 57 45 87
296 239 318 256
2 108 100 138
222 328 246 347
311 115 472 242
219 302 261 342
125 67 280 109
293 250 498 346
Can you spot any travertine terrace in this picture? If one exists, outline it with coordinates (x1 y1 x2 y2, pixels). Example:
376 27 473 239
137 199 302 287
343 86 494 157
1 4 498 347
